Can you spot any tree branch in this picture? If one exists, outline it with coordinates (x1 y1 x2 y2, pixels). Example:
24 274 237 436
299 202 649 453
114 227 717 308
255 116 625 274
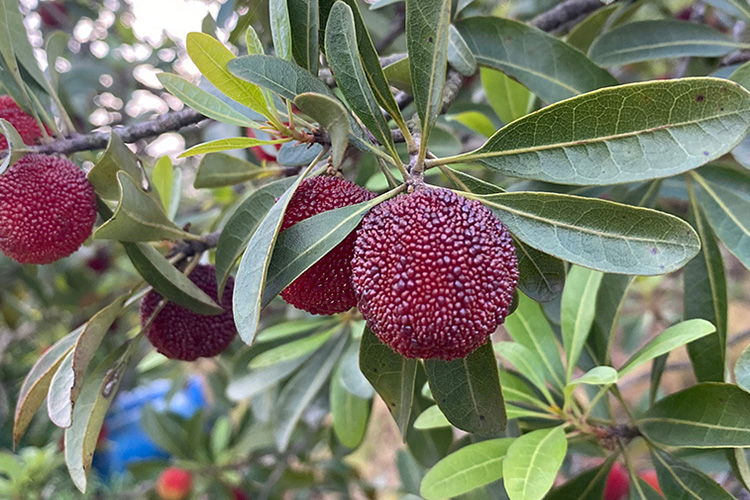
531 0 614 33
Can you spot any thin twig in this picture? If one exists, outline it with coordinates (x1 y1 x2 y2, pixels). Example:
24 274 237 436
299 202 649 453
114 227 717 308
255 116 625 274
530 0 615 33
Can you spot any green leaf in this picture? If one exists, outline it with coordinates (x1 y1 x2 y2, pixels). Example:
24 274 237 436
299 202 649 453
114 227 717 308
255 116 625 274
630 474 664 500
140 406 191 458
325 2 397 157
650 448 734 499
226 355 311 401
384 56 412 94
455 17 616 104
447 24 476 77
406 0 451 156
420 438 514 500
544 456 614 500
494 341 554 405
269 0 292 61
337 334 374 399
275 332 348 451
194 153 284 189
561 266 603 381
503 426 567 500
735 344 750 393
157 73 262 128
249 326 336 368
331 364 371 448
589 20 747 66
152 156 173 213
469 191 701 275
0 119 28 173
13 330 79 445
95 172 195 242
233 164 316 345
639 382 750 447
413 405 451 429
692 171 750 271
424 341 507 435
294 92 349 167
65 340 136 492
505 293 566 390
684 186 727 382
499 370 547 409
563 366 618 404
619 319 716 378
461 78 750 186
87 133 144 201
514 240 565 303
288 0 318 73
703 0 750 22
480 68 531 125
180 137 288 158
588 274 635 365
255 317 336 344
446 111 495 138
228 54 334 101
359 326 417 438
565 4 620 53
186 32 268 117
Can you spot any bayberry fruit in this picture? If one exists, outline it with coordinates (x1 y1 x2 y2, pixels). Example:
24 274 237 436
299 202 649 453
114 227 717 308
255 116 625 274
0 154 96 264
280 176 375 315
0 96 49 150
604 462 630 500
140 265 237 361
155 467 193 500
351 188 518 360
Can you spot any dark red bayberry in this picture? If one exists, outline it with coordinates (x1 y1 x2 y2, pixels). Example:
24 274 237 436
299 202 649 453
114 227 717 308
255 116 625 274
280 176 375 315
351 188 518 360
604 462 630 500
0 154 96 264
140 265 237 361
0 96 49 150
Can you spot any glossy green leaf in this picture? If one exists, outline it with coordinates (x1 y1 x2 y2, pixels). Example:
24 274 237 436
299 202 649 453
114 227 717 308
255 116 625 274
589 274 635 364
703 0 750 22
589 20 747 66
0 119 28 173
455 17 616 104
158 73 261 128
692 171 750 271
459 78 750 186
420 438 514 500
228 54 335 101
563 366 617 404
337 334 375 399
226 355 311 401
87 133 144 201
275 332 348 451
288 0 318 72
325 2 397 157
407 0 450 154
234 163 317 344
384 57 412 94
561 266 603 381
13 330 79 445
255 317 336 343
499 370 547 409
565 4 619 53
684 186 727 382
514 241 566 303
194 153 284 189
446 111 495 137
413 405 451 429
249 326 336 368
480 68 531 125
494 341 554 404
186 32 268 116
651 448 734 499
544 456 614 500
735 344 750 393
468 191 701 275
639 382 750 447
503 426 567 500
424 341 506 435
47 352 74 427
448 24 476 76
504 293 565 390
180 137 288 158
151 156 173 213
269 0 292 61
331 365 371 448
359 327 417 438
294 92 349 167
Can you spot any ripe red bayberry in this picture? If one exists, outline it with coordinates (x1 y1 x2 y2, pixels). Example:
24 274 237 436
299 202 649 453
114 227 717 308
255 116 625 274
604 462 630 500
155 467 193 500
351 188 518 360
0 154 96 264
0 96 49 150
280 176 375 315
140 265 237 361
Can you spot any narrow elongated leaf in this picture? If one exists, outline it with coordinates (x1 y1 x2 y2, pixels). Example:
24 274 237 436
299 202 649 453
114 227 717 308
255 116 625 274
639 382 750 447
269 0 292 61
186 32 268 116
325 2 397 156
692 171 750 271
0 119 27 173
588 274 635 364
226 355 311 401
407 0 450 153
413 405 451 429
288 0 318 72
215 178 295 296
360 326 417 438
424 341 506 435
563 366 618 404
703 0 750 22
480 68 531 125
455 17 616 104
561 266 603 381
589 20 747 66
504 293 565 390
180 137 288 158
255 317 336 344
14 330 79 445
158 73 260 127
447 24 476 76
275 332 348 451
194 153 285 189
249 326 336 368
294 92 349 167
420 438 514 500
735 344 750 393
331 365 371 448
228 54 334 101
565 4 620 53
651 448 734 499
684 187 727 382
47 352 74 427
494 341 554 404
233 164 316 345
461 78 750 186
152 156 173 212
87 133 144 201
503 426 567 500
544 456 614 500
468 191 701 275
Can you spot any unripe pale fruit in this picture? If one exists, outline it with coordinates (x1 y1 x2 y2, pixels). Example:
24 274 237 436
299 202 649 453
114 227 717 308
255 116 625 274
155 467 193 500
140 265 237 361
351 188 518 360
639 469 662 495
604 462 630 500
0 154 97 264
280 176 375 315
0 96 49 150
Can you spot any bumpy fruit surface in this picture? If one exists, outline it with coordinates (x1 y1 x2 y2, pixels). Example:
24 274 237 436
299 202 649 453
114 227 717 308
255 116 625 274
280 176 375 315
140 265 237 361
604 462 630 500
352 188 518 360
155 467 193 500
0 154 96 264
0 96 48 150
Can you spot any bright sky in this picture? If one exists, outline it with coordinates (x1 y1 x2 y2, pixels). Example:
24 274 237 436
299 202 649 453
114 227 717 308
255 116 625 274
127 0 213 46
